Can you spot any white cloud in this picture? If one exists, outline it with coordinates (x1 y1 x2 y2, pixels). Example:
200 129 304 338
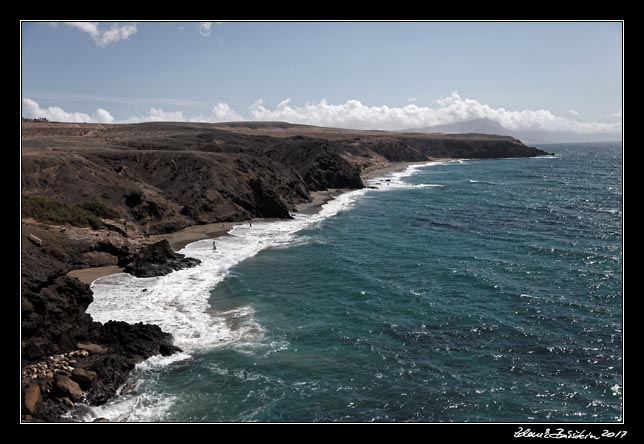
408 97 417 103
210 103 242 121
65 22 137 47
22 98 114 123
612 111 622 118
568 109 579 116
122 108 185 123
198 22 212 37
248 92 621 134
21 94 622 136
188 103 242 123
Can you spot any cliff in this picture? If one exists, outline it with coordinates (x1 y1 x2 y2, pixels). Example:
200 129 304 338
20 120 549 421
22 121 548 235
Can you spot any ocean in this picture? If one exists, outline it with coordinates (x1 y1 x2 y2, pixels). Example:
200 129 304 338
85 142 623 422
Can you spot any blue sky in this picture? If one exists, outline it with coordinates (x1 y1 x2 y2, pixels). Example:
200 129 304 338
21 21 622 134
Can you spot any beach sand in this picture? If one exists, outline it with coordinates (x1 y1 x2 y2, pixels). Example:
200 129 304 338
68 266 124 284
149 221 241 251
66 160 441 284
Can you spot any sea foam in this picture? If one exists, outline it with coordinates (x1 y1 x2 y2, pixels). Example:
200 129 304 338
83 160 447 421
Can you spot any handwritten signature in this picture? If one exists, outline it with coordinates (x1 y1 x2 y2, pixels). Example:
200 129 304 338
515 427 628 439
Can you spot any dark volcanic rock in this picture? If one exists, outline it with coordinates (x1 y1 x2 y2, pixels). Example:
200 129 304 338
22 274 95 361
123 240 201 277
248 178 292 218
21 225 182 421
97 321 181 359
84 321 180 404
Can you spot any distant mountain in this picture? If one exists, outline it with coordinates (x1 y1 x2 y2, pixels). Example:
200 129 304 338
405 117 621 144
410 118 513 137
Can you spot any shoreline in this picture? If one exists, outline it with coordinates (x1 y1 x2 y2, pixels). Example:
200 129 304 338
67 159 440 285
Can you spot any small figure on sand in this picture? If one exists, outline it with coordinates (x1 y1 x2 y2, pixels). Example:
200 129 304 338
212 241 217 250
249 221 252 227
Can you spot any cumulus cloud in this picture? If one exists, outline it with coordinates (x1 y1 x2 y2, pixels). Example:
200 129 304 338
21 94 622 136
568 109 579 116
22 98 114 123
408 97 418 103
198 22 212 37
65 22 137 47
24 98 243 125
248 92 621 134
210 103 242 121
122 108 186 123
186 103 243 123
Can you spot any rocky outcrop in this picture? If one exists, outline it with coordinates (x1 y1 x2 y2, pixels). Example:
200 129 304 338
21 226 182 422
247 178 292 218
21 333 181 419
123 240 201 278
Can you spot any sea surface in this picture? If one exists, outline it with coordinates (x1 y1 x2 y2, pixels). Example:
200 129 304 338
86 142 622 422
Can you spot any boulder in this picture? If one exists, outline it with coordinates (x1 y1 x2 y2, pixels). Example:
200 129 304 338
72 368 97 387
55 375 83 401
23 384 41 415
27 234 42 246
77 343 107 355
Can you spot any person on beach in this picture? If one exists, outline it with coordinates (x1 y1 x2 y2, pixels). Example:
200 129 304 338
212 241 216 250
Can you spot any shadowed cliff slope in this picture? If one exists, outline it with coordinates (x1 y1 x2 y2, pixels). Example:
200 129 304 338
22 121 548 235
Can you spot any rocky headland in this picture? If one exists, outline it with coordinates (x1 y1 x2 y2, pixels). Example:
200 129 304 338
21 120 550 421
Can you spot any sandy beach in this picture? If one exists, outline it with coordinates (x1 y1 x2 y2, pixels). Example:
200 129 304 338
66 160 437 284
67 266 125 284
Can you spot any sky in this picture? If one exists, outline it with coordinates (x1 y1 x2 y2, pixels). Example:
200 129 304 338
21 21 622 136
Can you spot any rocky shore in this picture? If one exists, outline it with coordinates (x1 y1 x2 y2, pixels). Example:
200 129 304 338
21 120 550 421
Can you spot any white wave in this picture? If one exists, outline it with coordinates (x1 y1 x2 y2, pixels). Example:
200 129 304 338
468 179 504 186
366 161 448 190
89 160 447 354
79 388 178 422
83 160 450 421
135 352 193 371
89 188 366 355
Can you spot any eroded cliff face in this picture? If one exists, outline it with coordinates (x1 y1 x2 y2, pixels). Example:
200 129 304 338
21 120 550 421
22 121 548 236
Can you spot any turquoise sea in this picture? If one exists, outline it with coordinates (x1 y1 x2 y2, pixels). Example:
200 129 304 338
86 142 622 422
